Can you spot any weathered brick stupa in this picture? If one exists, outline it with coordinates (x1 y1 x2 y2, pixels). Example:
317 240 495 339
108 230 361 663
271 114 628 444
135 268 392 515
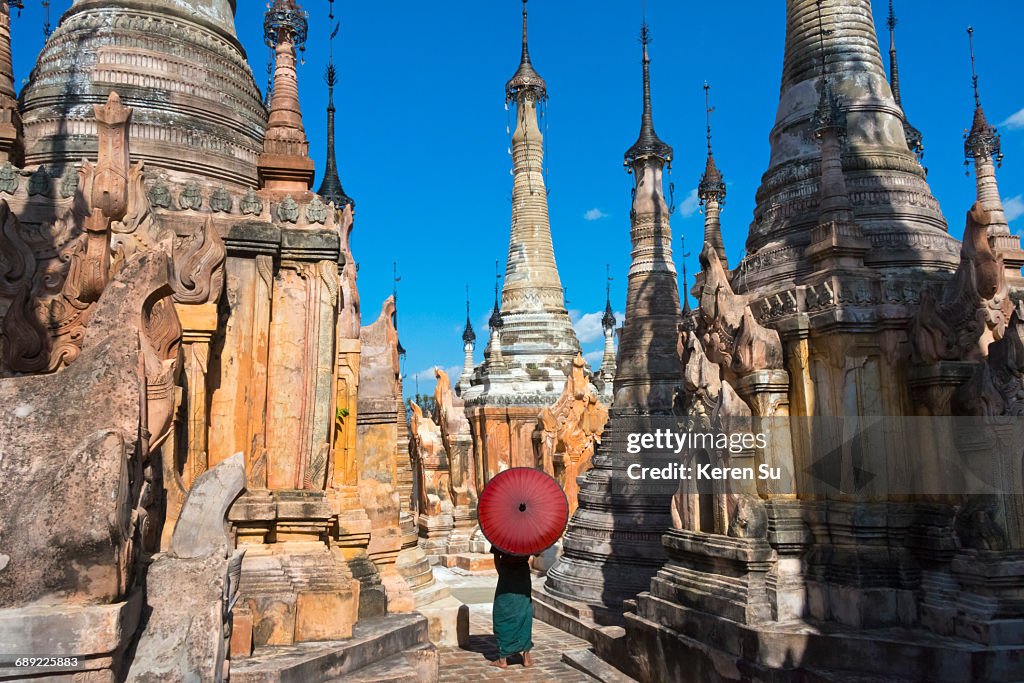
19 0 266 188
567 2 1024 681
729 0 961 296
0 1 439 680
535 18 683 636
461 0 585 483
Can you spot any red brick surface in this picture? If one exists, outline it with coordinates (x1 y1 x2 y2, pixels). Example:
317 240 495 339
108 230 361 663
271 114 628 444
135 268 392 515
438 605 596 682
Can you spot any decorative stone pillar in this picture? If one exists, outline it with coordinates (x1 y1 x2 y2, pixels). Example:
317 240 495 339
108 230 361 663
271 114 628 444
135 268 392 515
734 368 795 498
265 229 339 490
224 220 360 651
158 301 218 551
329 335 387 618
208 225 278 485
176 302 219 490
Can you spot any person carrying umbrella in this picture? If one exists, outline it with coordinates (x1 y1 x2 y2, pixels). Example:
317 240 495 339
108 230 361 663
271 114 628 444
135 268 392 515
477 467 570 669
489 546 534 668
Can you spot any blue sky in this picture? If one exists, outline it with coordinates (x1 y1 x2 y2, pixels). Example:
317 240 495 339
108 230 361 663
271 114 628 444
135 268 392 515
11 1 1024 397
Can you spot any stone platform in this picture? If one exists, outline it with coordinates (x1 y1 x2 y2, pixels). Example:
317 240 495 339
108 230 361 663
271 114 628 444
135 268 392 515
623 592 1024 683
0 591 141 682
230 612 437 683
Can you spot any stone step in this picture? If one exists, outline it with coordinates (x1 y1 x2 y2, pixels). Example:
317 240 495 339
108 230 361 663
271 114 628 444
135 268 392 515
561 648 638 683
446 553 495 573
230 612 429 683
412 581 451 608
326 643 438 683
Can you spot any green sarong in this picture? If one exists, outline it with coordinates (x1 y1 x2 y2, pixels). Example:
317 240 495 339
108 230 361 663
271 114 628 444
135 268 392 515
492 551 533 658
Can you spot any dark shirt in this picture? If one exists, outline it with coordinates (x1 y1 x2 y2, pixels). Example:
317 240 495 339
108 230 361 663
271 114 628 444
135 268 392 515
492 548 532 597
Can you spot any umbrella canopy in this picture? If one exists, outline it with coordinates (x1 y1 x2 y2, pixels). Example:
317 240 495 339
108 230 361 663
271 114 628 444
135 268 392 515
478 467 569 556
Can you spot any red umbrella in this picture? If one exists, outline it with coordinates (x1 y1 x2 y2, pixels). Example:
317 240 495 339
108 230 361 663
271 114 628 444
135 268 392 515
478 467 569 556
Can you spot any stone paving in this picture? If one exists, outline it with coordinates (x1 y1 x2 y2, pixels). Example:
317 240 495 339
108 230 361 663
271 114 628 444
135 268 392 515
438 604 597 682
434 566 597 682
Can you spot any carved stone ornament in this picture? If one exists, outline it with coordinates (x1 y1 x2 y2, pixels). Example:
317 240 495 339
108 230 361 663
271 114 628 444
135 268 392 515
171 214 226 305
60 166 80 199
305 194 328 224
148 179 172 209
240 188 263 215
90 93 133 221
954 303 1024 418
680 330 721 418
731 308 784 375
209 185 232 213
913 203 1014 364
277 194 299 223
28 166 51 197
178 182 203 210
0 161 18 194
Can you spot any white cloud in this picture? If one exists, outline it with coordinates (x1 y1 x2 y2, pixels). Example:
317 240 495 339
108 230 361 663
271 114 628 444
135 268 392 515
677 188 700 218
583 350 604 366
572 310 624 345
409 365 461 383
584 208 609 221
1004 194 1024 222
1002 108 1024 130
410 367 437 382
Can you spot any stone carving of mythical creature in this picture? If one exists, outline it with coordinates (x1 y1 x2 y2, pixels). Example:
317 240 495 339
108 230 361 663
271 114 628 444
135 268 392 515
731 307 785 375
684 240 784 390
696 242 752 377
949 304 1024 549
913 203 1014 364
240 187 262 216
534 353 609 516
673 335 766 537
0 249 181 609
409 400 452 518
954 302 1024 418
434 368 479 510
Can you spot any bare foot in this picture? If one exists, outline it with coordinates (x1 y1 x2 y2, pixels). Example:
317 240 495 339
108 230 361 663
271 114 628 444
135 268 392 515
490 658 508 669
523 651 534 667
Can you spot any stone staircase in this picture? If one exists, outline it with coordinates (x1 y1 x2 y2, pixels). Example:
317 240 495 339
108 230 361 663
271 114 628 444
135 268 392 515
230 612 437 683
333 642 436 682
